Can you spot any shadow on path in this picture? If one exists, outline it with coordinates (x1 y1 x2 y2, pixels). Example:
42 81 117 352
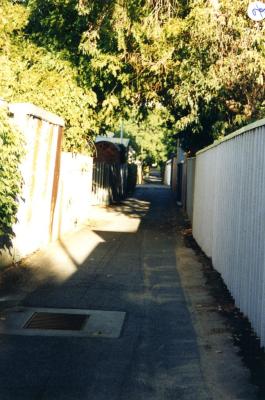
0 184 209 400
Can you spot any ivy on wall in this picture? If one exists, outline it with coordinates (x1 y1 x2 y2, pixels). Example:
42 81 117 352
0 107 24 249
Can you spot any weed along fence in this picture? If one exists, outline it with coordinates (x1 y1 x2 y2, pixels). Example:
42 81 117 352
192 118 265 347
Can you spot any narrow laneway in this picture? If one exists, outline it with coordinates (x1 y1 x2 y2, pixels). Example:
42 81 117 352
0 183 256 400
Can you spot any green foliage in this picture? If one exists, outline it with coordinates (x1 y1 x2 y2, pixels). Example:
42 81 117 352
2 0 265 160
171 0 265 153
122 105 171 165
0 0 98 154
0 107 24 249
26 0 87 55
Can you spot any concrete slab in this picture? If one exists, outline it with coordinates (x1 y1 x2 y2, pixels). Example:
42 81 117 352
0 307 126 338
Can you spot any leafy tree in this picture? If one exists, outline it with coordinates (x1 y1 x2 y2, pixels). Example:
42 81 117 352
172 0 265 153
2 0 265 160
122 105 171 165
0 0 98 154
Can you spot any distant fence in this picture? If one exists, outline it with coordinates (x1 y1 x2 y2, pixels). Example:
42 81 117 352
92 162 137 206
164 160 172 186
192 119 265 347
92 162 111 206
168 155 196 220
186 157 196 221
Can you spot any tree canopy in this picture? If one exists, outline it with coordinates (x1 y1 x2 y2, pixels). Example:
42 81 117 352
1 0 265 159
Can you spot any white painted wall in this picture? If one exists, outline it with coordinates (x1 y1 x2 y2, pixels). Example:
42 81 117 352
9 103 64 262
1 103 94 267
52 153 93 240
192 119 265 346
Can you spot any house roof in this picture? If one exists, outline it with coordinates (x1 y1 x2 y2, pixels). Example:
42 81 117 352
95 136 130 148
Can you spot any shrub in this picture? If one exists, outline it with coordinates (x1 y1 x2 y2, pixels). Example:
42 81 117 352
0 106 24 249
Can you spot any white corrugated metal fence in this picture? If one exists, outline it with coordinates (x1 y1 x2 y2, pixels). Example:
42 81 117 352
192 119 265 347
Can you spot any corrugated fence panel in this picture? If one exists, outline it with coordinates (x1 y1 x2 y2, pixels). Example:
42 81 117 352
193 148 217 258
192 121 265 346
186 158 196 221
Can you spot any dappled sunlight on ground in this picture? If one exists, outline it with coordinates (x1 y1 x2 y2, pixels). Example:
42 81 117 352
3 197 150 291
20 229 106 285
86 198 150 232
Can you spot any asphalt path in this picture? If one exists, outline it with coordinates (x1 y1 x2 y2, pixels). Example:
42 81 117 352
0 183 256 399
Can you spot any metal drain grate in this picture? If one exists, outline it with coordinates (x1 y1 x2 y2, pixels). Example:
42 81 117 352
1 307 126 337
23 312 88 331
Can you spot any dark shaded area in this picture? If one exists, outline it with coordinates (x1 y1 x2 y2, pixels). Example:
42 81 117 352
127 164 137 193
0 230 14 253
0 185 209 400
176 100 223 156
94 141 127 165
183 227 265 399
25 0 88 55
24 312 88 331
92 162 137 204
